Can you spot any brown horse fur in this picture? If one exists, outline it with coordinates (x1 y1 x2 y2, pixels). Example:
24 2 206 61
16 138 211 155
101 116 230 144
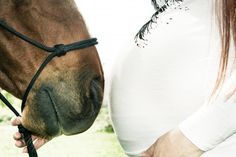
0 0 104 139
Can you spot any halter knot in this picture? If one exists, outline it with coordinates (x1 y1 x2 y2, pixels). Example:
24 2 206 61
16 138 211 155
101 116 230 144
54 44 67 57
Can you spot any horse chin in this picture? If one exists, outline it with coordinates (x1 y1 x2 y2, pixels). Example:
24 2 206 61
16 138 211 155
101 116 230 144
21 87 62 138
22 77 103 138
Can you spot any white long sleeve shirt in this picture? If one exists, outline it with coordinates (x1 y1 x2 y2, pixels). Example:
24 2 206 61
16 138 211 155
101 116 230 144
179 70 236 152
109 0 236 156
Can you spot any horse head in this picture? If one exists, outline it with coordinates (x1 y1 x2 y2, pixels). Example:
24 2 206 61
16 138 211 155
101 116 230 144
0 0 104 139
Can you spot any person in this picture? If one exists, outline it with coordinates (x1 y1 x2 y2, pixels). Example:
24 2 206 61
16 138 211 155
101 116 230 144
13 0 236 157
109 0 236 157
11 117 48 153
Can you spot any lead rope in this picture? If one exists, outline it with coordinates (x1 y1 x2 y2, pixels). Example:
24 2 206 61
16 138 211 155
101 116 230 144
0 19 98 157
0 92 37 157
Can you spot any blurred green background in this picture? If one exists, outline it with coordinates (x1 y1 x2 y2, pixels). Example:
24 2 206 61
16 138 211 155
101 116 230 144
0 90 128 157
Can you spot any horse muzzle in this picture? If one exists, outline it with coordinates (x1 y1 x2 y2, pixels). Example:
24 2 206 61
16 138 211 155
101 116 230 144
22 72 104 138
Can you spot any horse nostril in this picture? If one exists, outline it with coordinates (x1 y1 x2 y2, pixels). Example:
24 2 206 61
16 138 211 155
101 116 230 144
78 75 103 119
94 75 102 82
90 78 103 112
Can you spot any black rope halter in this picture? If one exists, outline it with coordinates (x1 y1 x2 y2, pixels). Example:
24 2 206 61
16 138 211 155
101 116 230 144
0 19 98 157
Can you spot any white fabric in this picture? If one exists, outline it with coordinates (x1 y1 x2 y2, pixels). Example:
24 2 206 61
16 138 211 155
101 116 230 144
109 0 236 156
179 70 236 154
179 100 236 152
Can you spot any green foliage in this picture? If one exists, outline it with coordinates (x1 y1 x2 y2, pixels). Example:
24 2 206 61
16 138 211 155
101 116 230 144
0 90 21 123
0 115 12 123
0 129 128 157
89 105 115 133
0 103 123 157
104 124 114 133
0 90 14 107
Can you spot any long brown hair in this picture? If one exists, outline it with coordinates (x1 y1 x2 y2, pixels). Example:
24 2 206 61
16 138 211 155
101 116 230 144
212 0 236 98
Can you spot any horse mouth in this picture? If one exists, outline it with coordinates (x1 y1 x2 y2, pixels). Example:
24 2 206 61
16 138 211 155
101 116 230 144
43 88 62 134
32 78 103 138
47 87 99 126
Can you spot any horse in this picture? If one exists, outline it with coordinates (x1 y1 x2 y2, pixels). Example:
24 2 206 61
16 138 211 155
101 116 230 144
0 0 104 140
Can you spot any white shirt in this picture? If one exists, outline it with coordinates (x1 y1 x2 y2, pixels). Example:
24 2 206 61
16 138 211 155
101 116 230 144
109 0 236 156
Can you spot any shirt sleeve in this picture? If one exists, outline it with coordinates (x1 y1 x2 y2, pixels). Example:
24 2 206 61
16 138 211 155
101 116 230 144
179 72 236 151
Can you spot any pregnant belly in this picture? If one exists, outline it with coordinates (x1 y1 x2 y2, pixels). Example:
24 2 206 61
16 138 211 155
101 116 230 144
109 45 208 156
110 88 205 156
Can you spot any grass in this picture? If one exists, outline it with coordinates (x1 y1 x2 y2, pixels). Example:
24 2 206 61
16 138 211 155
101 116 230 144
0 92 128 157
0 126 127 157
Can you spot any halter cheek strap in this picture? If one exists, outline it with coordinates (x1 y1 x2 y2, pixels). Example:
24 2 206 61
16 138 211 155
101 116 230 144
0 19 98 157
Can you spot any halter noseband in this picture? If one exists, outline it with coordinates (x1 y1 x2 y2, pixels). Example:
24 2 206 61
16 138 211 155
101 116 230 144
0 19 98 157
